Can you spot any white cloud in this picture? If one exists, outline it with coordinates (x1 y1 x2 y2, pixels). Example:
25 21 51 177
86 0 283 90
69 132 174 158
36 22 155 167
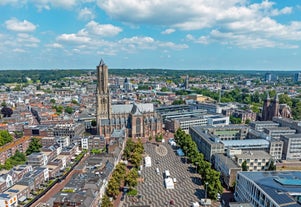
97 0 301 49
57 33 91 43
46 43 63 48
85 21 122 36
117 36 188 52
161 28 175 35
78 7 95 20
0 0 26 6
17 33 40 43
31 0 77 10
13 48 26 53
5 18 37 32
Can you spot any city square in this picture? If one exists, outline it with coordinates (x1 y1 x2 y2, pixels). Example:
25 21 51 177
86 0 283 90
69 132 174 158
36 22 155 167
121 141 208 207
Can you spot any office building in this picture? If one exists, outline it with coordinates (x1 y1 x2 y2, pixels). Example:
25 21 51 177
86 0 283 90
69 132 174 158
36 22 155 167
281 134 301 160
235 171 301 207
234 150 272 171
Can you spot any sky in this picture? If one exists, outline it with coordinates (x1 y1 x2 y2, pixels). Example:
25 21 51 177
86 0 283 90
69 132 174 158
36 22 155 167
0 0 301 70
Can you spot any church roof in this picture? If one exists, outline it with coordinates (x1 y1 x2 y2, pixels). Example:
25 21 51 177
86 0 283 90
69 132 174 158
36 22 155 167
112 103 154 114
112 104 133 114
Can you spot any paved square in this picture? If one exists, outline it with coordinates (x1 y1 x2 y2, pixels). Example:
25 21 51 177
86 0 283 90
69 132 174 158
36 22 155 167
122 142 205 207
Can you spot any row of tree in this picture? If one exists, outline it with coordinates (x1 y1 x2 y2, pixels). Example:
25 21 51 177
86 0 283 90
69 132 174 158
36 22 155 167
101 138 144 207
174 129 223 200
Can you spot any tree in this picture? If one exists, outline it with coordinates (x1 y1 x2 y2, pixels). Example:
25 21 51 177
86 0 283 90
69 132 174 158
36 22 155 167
26 137 42 155
292 102 301 120
1 107 13 117
230 115 242 124
64 106 73 114
91 119 97 127
112 163 126 181
0 130 13 146
53 105 63 114
71 99 78 105
172 99 185 105
267 160 276 171
160 87 170 92
203 169 223 200
50 99 56 104
123 138 136 160
129 152 142 168
279 94 292 107
242 160 248 171
245 119 251 125
125 168 139 188
106 178 120 198
101 194 113 207
1 101 7 107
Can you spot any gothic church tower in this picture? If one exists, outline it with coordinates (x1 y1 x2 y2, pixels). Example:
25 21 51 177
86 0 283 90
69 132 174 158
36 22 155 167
96 59 111 135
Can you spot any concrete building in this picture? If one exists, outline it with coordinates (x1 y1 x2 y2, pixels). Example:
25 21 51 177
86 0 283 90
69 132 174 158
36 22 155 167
273 117 301 133
81 135 106 150
53 123 85 139
263 127 296 139
221 139 270 151
234 150 272 171
165 114 229 133
56 136 70 148
214 154 241 189
235 171 301 207
202 125 248 141
27 152 48 166
281 134 301 160
249 121 279 132
190 126 224 161
269 139 284 160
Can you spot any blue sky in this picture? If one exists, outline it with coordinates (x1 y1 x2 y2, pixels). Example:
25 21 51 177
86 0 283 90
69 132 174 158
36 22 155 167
0 0 301 70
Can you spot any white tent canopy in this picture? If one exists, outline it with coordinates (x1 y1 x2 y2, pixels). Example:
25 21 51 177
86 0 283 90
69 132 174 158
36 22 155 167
144 156 152 167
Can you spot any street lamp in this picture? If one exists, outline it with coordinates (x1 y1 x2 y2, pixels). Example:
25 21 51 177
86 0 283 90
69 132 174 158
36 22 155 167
205 182 208 201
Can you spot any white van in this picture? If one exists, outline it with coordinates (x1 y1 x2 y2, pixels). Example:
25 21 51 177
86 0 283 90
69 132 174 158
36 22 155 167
165 170 170 178
156 168 160 174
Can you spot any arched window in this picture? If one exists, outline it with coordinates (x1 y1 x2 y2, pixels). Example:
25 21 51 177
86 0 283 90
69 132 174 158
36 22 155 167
136 118 141 136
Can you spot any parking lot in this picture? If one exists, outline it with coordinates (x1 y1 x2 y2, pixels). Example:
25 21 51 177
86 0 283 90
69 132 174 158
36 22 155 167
121 141 205 207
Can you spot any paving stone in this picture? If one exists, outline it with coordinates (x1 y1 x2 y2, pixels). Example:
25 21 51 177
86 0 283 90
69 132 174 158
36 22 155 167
122 142 206 207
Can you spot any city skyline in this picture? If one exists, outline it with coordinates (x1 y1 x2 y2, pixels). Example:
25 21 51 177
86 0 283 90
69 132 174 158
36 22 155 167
0 0 301 70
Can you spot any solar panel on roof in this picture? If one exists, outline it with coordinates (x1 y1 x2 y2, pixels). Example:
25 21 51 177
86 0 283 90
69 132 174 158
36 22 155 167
8 189 19 193
263 188 295 205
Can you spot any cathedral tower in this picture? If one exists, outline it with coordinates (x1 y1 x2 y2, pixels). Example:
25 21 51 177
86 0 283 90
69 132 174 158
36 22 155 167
96 59 111 135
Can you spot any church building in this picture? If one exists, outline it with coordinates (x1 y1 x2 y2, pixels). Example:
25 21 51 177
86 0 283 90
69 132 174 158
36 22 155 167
262 93 291 121
96 60 162 138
